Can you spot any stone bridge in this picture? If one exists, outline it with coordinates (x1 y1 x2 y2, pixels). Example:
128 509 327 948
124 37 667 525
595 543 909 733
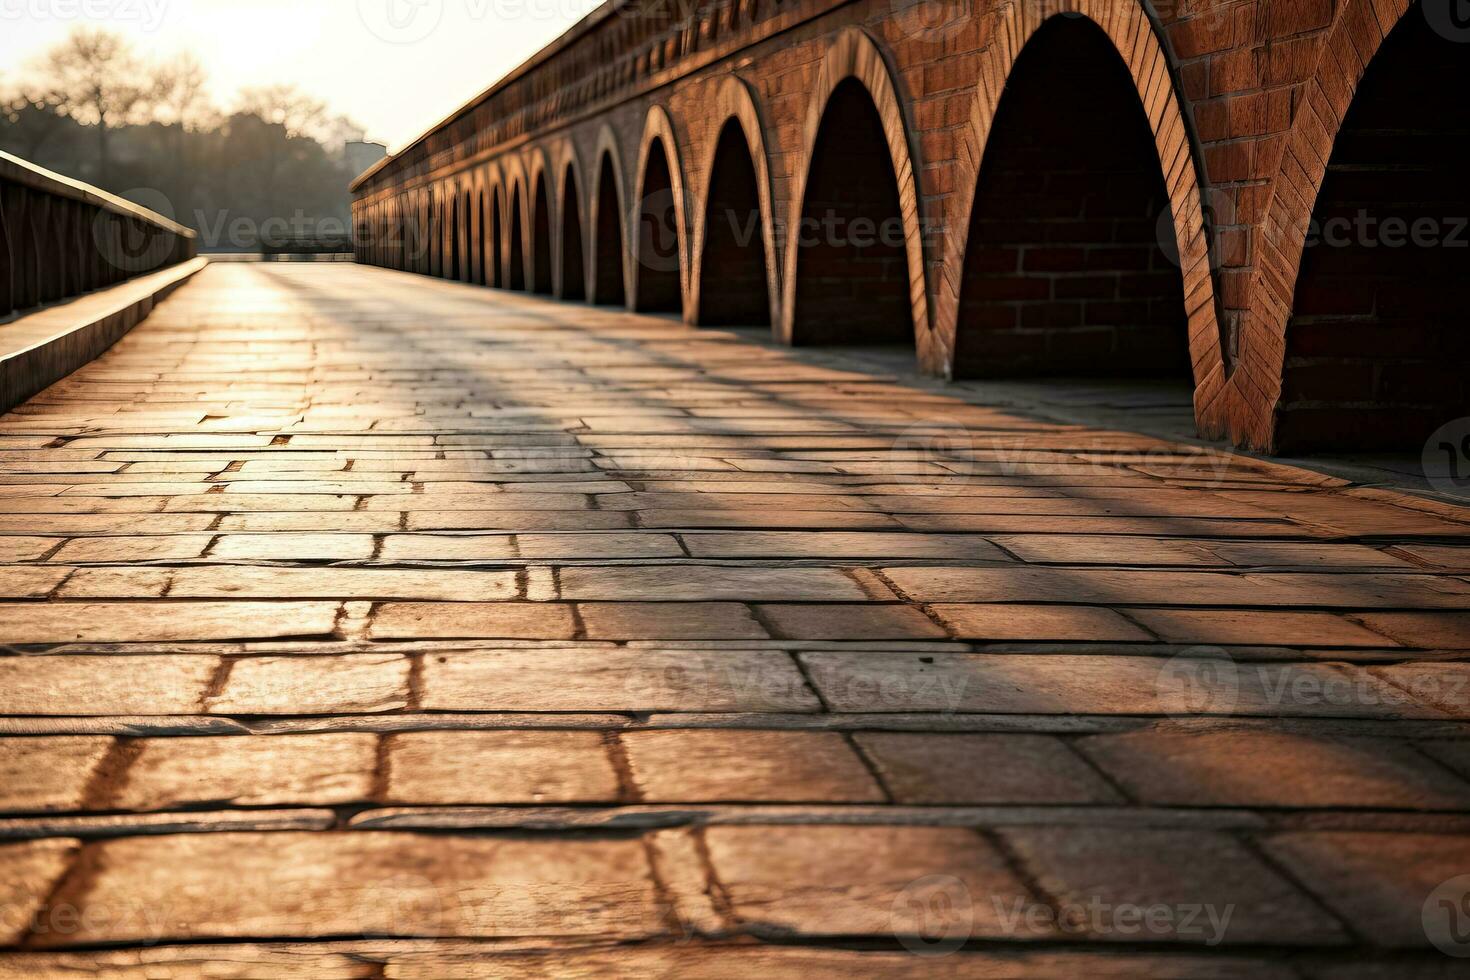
350 0 1469 455
0 0 1468 973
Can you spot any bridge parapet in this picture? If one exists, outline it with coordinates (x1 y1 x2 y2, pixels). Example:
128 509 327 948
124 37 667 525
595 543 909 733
0 150 197 321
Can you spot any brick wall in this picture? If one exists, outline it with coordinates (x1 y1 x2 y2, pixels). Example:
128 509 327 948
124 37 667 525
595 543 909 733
1275 9 1469 451
634 139 682 312
790 77 912 346
561 169 588 301
697 120 770 326
953 15 1190 378
508 191 526 291
532 176 553 295
593 154 626 305
353 0 1453 453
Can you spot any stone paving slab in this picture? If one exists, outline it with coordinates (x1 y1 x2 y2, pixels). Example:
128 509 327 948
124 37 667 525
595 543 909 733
0 943 1339 979
0 266 1467 968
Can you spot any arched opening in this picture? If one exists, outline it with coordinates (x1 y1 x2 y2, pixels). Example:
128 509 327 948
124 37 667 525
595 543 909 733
791 77 912 348
634 136 682 313
449 194 461 281
1278 7 1470 452
698 119 768 327
593 153 625 306
531 173 553 295
489 186 503 288
464 190 476 284
508 187 526 291
473 191 486 285
954 16 1188 379
561 165 586 301
392 207 404 270
414 204 428 275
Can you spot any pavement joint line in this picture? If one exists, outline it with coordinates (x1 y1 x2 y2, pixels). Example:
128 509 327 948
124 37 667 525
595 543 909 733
1 265 1467 959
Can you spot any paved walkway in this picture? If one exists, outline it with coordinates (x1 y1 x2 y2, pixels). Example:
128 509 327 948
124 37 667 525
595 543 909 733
1 263 1469 975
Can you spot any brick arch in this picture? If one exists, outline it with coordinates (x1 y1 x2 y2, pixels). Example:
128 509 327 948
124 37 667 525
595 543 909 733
479 163 506 288
438 182 456 279
500 156 529 291
688 74 780 330
631 105 690 314
465 167 494 286
589 123 629 306
780 27 929 349
1205 0 1426 451
413 186 432 277
552 144 588 300
428 185 444 279
446 182 461 281
934 1 1222 390
446 175 472 283
527 146 556 295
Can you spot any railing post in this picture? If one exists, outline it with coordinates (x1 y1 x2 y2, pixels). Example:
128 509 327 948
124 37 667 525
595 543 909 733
0 183 12 318
11 186 41 311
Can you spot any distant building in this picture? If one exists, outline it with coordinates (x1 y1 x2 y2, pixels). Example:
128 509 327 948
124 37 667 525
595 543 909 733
345 140 388 180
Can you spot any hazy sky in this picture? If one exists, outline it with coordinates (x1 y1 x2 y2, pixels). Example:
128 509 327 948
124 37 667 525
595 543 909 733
0 0 600 150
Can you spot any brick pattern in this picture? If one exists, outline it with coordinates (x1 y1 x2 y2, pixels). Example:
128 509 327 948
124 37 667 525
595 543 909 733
954 15 1191 379
0 264 1467 970
694 120 770 326
354 0 1456 453
1273 10 1470 451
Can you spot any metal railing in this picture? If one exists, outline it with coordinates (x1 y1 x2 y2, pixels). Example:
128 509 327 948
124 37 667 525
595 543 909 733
0 150 197 320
